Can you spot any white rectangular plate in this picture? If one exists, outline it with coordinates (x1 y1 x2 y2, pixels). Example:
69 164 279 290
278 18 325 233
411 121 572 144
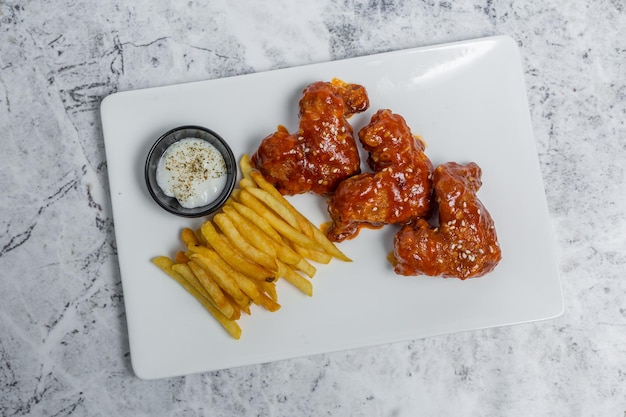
101 36 563 380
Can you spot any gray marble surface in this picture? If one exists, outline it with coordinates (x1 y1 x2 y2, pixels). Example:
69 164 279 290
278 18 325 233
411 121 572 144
1 0 624 415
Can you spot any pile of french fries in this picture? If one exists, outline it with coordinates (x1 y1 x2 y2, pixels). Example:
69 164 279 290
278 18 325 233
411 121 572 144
152 154 350 339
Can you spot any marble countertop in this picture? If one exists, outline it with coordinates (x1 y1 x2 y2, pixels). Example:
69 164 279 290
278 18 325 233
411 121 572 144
1 0 624 415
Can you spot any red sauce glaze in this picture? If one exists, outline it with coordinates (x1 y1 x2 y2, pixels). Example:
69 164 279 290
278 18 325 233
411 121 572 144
326 109 434 242
251 79 369 195
390 162 502 279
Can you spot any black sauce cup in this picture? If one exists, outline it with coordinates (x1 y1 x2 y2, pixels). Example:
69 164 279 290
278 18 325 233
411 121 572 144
145 125 237 217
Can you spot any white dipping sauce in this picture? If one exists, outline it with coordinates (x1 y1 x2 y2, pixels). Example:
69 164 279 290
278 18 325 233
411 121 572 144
156 138 227 208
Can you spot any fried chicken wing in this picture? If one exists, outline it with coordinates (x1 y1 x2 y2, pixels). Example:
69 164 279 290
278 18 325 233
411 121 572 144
325 109 434 242
251 79 369 195
390 162 501 279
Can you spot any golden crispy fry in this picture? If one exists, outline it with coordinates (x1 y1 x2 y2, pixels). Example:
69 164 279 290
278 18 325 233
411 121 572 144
189 250 250 308
257 280 278 302
225 291 250 316
225 198 316 278
307 221 352 262
267 238 301 265
151 257 241 339
268 239 315 277
181 227 199 247
175 250 191 264
244 187 299 230
191 251 261 304
293 257 316 278
221 293 242 320
165 260 209 300
187 261 235 319
199 221 275 281
292 244 332 264
213 213 278 271
229 188 241 202
249 168 309 228
222 206 277 258
171 262 203 293
151 256 176 272
258 293 281 312
250 169 351 261
239 177 256 189
218 234 276 280
153 155 352 340
239 189 324 252
193 228 207 246
278 260 313 296
227 200 283 243
240 153 255 178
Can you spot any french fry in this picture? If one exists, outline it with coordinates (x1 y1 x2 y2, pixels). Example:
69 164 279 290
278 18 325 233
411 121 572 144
239 153 255 178
244 187 300 230
186 261 235 319
172 262 210 300
239 189 324 252
169 262 210 300
273 240 305 266
257 280 278 302
229 188 241 202
181 227 199 247
151 257 241 339
191 251 261 304
213 213 278 271
175 250 191 264
225 199 316 278
239 177 257 189
250 168 351 261
258 293 281 312
193 228 207 246
221 292 242 320
199 221 276 281
151 256 176 273
291 243 333 265
278 260 313 296
224 291 250 316
227 200 283 243
306 221 352 262
188 249 250 308
152 154 352 339
270 239 316 277
292 256 316 278
222 206 277 258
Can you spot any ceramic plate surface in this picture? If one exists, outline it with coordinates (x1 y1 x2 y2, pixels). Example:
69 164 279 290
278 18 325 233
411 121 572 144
101 36 563 380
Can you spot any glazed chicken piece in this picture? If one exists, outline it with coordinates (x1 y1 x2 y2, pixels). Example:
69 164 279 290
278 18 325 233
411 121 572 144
389 162 502 279
325 109 434 242
251 79 369 195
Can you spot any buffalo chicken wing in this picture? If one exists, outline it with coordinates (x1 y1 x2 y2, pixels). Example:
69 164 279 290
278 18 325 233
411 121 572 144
390 162 501 279
251 79 369 195
325 109 434 242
